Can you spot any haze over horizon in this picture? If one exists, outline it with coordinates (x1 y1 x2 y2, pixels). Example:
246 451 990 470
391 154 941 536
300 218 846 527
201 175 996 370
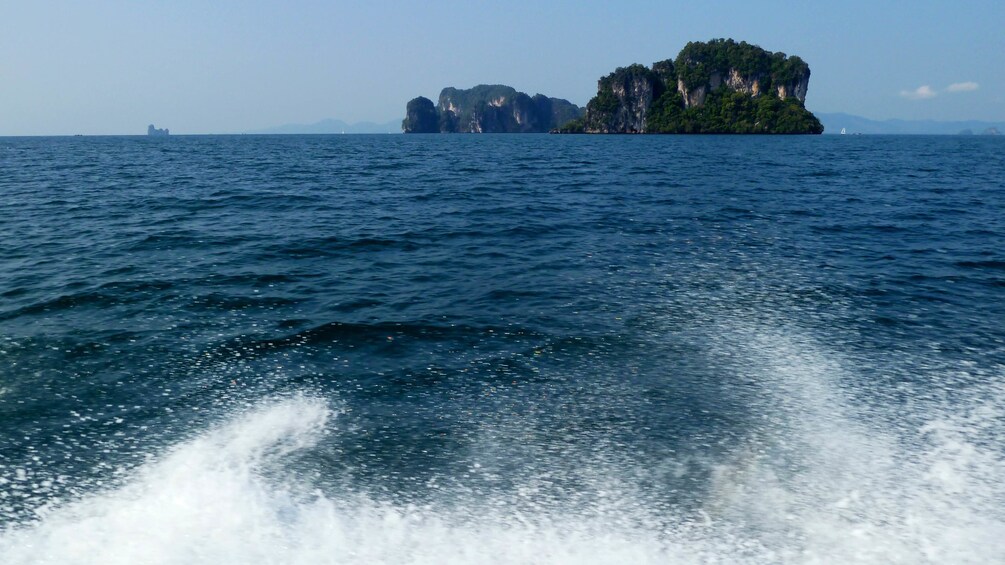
2 1 1003 135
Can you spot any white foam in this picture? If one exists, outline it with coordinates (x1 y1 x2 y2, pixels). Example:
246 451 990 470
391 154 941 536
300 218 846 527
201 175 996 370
1 329 1003 564
0 396 682 564
0 396 332 564
700 325 1005 564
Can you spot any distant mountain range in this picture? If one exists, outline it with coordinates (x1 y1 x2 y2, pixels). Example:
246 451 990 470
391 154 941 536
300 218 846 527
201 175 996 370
817 113 1004 135
247 118 402 134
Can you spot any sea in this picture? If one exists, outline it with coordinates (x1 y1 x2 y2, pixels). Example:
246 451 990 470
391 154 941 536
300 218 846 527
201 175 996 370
0 134 1003 564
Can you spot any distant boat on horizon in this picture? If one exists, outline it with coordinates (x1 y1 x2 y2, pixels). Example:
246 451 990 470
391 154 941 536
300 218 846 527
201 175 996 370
840 127 847 135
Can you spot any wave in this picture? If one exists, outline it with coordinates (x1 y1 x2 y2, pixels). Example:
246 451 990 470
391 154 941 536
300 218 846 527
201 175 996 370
213 320 544 355
955 259 1005 270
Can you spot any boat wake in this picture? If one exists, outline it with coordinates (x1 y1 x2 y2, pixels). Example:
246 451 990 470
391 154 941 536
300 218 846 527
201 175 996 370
1 325 1002 564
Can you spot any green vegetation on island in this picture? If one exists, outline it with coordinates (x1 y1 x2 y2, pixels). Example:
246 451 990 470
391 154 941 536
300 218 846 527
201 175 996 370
641 88 824 134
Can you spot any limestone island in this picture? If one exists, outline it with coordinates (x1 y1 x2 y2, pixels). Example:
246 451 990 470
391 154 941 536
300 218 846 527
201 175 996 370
402 39 823 135
402 85 584 133
147 124 169 136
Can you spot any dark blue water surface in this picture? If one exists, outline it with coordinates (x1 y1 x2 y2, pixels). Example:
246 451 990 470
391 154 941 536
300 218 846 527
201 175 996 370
1 134 1003 563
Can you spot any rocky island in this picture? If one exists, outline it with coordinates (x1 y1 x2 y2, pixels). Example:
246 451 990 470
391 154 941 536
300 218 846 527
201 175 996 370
402 85 583 133
559 39 822 134
402 39 822 135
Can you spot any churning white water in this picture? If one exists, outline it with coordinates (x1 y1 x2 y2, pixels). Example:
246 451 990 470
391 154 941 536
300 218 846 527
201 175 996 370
1 327 1003 564
0 397 672 564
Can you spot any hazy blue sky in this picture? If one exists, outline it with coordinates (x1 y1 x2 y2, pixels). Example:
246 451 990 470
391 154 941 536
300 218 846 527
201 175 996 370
2 1 1003 135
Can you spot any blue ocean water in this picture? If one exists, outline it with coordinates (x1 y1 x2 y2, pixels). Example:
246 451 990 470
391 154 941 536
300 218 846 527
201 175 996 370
0 134 1003 563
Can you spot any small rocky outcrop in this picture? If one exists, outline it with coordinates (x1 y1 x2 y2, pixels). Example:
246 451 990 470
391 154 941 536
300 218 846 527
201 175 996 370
402 85 583 133
401 97 439 133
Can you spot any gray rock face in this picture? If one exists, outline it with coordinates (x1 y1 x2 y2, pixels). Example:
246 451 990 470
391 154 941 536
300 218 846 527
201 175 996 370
677 78 708 109
583 65 666 133
611 73 657 132
724 69 762 97
775 73 809 103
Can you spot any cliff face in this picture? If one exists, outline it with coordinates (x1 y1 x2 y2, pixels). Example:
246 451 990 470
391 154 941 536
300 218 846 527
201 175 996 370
582 65 667 133
676 69 766 108
562 39 822 134
402 85 583 133
775 74 809 103
674 39 811 109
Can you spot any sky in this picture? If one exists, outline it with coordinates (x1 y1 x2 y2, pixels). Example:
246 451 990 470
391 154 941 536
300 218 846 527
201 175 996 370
1 0 1003 135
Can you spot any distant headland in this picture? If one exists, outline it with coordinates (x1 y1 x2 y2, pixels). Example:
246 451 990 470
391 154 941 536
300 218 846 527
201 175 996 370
402 85 583 134
147 124 169 136
402 39 822 135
